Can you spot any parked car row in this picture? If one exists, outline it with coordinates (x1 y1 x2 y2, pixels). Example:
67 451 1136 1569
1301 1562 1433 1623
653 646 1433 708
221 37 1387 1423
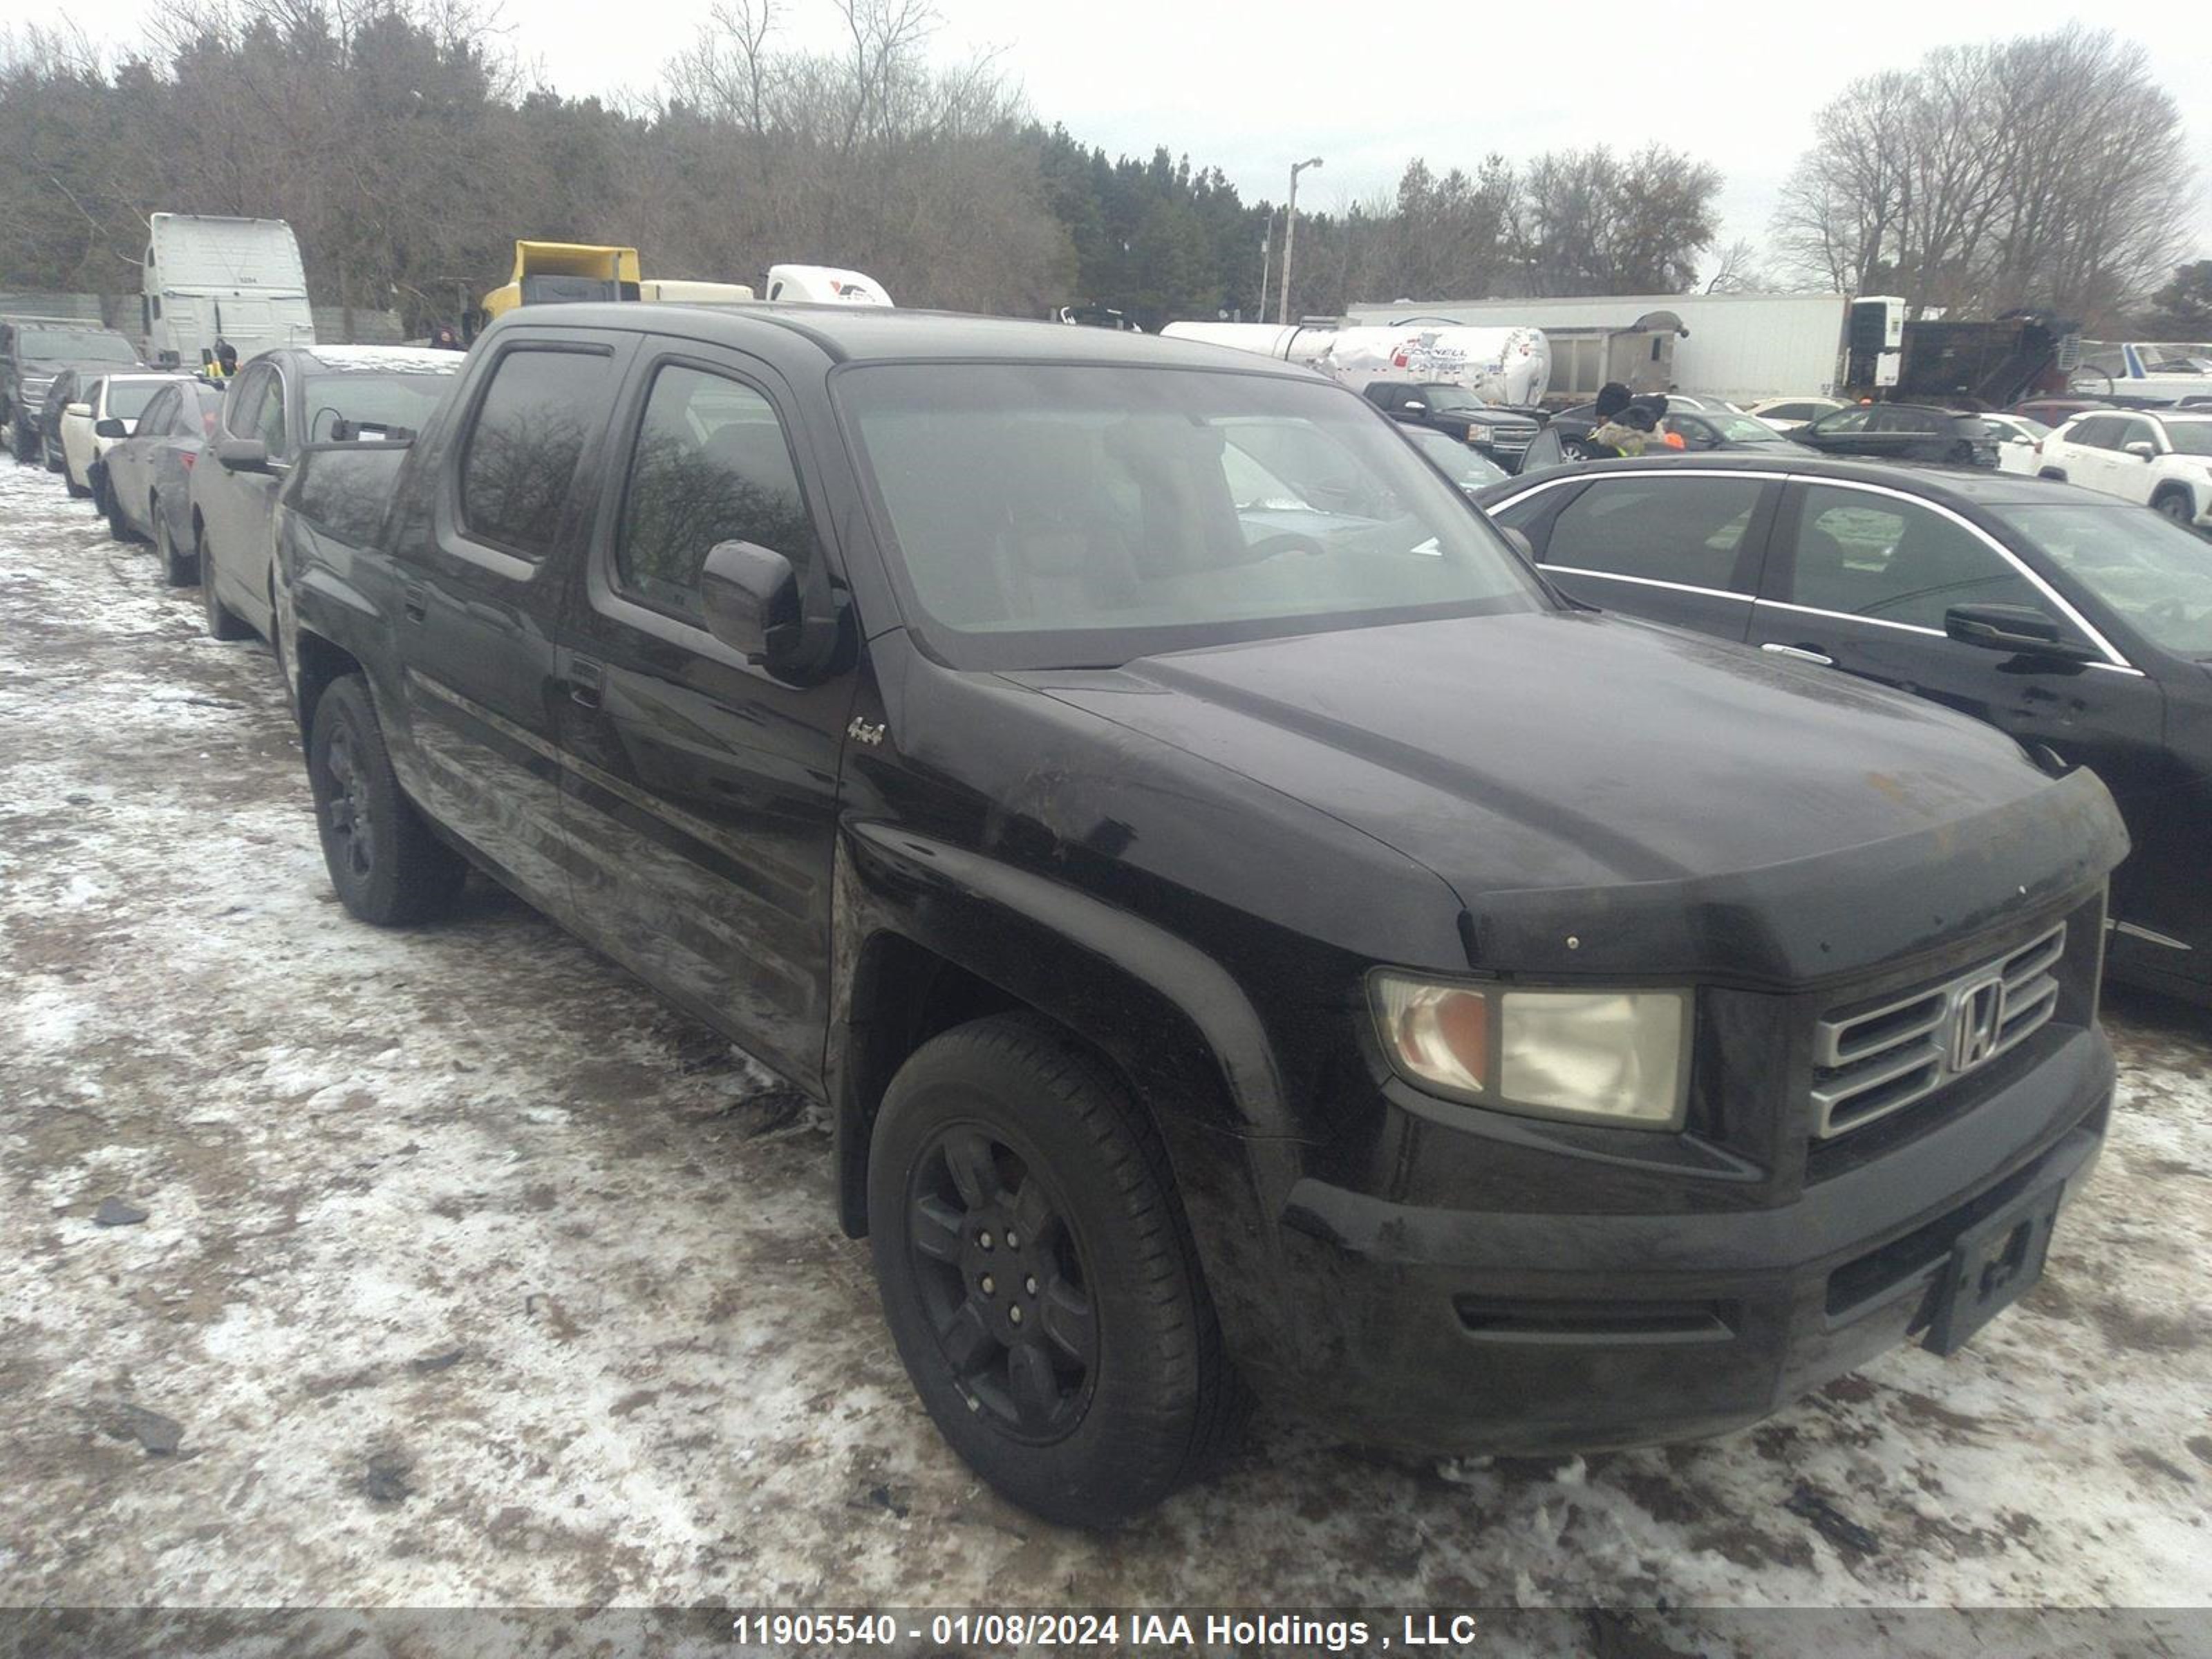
3 303 2164 1531
1474 452 2212 1004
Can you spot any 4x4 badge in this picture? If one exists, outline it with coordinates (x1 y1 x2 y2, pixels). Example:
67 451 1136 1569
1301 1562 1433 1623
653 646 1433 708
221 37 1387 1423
847 718 885 747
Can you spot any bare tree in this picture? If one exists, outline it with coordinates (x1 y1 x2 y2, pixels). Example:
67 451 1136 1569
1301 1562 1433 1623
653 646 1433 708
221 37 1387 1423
1771 26 2194 328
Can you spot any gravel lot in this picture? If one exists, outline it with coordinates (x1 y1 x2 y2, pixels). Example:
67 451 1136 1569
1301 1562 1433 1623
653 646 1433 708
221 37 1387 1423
1 458 2208 1647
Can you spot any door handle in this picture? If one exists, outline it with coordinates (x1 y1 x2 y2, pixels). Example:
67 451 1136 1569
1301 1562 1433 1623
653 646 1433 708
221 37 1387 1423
1761 641 1835 667
567 656 605 710
402 583 427 624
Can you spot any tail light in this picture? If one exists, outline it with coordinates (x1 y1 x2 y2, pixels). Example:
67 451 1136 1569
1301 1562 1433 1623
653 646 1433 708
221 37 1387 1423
180 451 195 471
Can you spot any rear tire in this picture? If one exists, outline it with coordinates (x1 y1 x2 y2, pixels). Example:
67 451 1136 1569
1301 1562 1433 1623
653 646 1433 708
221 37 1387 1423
868 1015 1243 1528
305 675 466 926
9 418 35 465
155 501 196 586
200 528 251 640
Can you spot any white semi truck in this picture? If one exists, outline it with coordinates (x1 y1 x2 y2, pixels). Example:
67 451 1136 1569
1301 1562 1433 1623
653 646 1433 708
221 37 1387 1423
1159 319 1550 407
142 214 315 368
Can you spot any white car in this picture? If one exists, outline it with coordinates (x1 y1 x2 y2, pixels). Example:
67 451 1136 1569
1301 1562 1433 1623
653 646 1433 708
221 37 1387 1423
2036 409 2212 530
1743 395 1848 433
57 373 192 502
1978 411 2051 476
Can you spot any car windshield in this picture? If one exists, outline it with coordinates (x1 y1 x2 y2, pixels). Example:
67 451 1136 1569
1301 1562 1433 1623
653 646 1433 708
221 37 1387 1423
2003 416 2051 439
1996 503 2212 658
2162 422 2212 457
108 380 171 420
838 364 1547 670
21 328 135 365
1704 413 1794 444
1405 428 1508 486
300 371 455 441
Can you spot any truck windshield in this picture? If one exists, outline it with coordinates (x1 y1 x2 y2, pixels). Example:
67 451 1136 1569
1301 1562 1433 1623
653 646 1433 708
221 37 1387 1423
1417 387 1488 414
22 328 136 364
839 363 1546 670
300 371 456 441
1996 503 2212 659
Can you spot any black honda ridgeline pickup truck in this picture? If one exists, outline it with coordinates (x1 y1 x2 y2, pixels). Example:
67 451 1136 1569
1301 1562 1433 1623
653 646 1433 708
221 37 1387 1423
268 304 2126 1526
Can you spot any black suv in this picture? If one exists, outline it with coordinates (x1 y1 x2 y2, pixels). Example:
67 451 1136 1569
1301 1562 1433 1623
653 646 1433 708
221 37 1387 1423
1362 380 1539 469
274 306 2124 1526
1 317 142 463
1477 452 2211 1003
1796 401 2000 467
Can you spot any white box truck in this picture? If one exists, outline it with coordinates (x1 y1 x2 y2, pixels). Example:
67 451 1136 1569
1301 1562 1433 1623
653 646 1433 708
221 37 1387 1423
142 214 315 368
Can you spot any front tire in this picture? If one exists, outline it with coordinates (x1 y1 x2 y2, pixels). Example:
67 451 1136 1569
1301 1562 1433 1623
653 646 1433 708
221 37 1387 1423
868 1015 1241 1528
99 472 135 541
2154 491 2194 527
306 675 466 926
9 418 35 465
199 528 252 640
155 500 196 585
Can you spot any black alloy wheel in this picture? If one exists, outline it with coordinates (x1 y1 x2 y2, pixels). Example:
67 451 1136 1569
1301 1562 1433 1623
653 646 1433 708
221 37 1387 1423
321 716 377 888
906 1127 1099 1443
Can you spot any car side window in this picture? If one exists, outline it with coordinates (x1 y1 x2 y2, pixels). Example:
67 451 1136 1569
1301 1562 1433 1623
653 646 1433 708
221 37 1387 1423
255 371 288 452
614 362 819 624
2071 417 2121 450
1544 476 1768 591
1781 486 2047 630
2118 418 2159 452
139 387 178 432
460 345 617 559
225 368 270 439
1812 406 1871 435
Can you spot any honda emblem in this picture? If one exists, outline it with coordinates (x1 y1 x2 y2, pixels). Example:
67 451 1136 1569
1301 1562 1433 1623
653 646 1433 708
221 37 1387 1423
1950 977 2005 1072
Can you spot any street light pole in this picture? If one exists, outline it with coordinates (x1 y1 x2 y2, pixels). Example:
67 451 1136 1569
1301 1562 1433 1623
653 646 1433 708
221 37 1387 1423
1257 216 1274 325
1278 156 1322 326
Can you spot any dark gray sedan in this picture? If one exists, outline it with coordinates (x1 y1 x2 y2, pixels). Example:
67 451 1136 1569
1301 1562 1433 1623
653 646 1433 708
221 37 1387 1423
100 380 227 580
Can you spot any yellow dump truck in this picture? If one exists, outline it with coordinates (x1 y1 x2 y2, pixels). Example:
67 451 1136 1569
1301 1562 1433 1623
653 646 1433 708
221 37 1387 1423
479 243 644 319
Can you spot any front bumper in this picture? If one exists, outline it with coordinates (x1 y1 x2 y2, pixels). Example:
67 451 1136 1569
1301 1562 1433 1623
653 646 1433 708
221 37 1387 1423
1265 1023 2112 1453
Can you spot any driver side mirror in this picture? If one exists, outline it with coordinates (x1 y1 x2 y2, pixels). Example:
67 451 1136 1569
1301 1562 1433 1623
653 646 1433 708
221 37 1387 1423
216 437 272 474
2124 441 2157 460
1401 400 1427 415
1945 603 2100 662
94 417 126 439
698 540 843 682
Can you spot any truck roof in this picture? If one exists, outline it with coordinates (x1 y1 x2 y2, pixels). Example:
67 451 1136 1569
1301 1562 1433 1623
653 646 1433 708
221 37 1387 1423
482 302 1320 377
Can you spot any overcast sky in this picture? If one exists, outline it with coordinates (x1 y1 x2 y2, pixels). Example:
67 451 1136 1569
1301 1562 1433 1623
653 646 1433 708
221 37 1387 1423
53 0 2212 270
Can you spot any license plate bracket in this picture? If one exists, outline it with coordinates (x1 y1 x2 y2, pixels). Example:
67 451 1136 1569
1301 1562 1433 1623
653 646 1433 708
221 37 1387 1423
1924 1182 2063 1357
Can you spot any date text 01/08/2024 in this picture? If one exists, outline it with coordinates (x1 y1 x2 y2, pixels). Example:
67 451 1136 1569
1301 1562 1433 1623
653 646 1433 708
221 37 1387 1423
725 1612 1487 1649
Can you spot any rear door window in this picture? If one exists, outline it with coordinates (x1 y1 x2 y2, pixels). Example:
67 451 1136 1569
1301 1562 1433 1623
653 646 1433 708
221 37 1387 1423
459 345 617 559
1542 475 1772 592
1777 485 2046 630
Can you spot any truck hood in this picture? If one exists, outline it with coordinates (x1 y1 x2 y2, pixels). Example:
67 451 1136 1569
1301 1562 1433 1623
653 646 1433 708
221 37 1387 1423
1026 610 2127 983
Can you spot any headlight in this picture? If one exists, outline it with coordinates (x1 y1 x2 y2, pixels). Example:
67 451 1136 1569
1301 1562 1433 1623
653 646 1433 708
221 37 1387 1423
1370 973 1690 1130
1464 423 1492 445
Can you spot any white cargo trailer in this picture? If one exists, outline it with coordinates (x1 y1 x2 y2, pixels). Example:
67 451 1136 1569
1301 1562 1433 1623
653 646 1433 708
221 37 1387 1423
142 214 315 368
1160 319 1550 406
1346 292 1851 406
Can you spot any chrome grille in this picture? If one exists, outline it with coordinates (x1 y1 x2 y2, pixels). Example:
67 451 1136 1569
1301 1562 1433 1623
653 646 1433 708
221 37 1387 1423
1811 923 2065 1139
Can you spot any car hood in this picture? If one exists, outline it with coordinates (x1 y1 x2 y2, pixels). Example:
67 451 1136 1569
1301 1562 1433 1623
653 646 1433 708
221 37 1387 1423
1024 610 2126 982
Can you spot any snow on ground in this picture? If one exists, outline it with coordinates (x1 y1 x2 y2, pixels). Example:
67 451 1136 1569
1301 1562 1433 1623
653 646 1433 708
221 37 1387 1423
1 459 2209 1637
